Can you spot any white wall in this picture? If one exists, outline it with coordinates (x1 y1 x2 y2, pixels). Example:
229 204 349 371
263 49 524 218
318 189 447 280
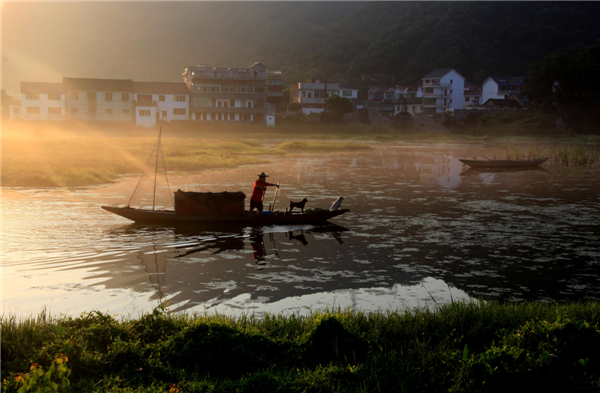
481 78 501 104
136 106 156 127
266 115 275 126
19 93 66 121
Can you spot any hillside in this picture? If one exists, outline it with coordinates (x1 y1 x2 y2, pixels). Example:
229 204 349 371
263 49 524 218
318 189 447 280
2 2 599 94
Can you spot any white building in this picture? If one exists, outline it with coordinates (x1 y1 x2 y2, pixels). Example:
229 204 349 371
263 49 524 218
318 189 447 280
421 69 466 114
481 76 526 105
63 77 135 122
133 82 190 127
11 82 66 121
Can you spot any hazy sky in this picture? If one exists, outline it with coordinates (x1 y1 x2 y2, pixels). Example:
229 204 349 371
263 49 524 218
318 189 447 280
1 2 271 95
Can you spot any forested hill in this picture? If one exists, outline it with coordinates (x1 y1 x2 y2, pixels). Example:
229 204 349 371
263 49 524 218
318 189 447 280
3 2 600 93
259 2 600 85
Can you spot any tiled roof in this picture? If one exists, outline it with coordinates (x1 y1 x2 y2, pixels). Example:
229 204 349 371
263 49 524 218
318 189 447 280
464 81 479 90
484 98 521 106
21 82 64 94
423 68 465 80
465 87 482 96
63 77 135 92
134 82 189 94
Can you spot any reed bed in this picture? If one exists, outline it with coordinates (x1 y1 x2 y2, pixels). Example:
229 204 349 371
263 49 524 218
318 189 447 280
2 301 599 392
504 144 600 166
275 141 373 152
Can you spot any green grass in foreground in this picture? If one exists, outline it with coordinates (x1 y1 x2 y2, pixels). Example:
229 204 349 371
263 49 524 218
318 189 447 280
2 301 600 392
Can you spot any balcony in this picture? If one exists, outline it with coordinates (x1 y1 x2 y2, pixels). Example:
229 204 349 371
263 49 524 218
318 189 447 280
423 82 452 88
192 106 266 114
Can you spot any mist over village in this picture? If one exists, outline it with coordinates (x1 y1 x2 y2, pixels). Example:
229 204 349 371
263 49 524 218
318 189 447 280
2 2 600 392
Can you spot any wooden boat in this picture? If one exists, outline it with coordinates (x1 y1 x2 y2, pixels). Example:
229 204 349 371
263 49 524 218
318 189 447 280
459 157 549 168
102 205 350 225
101 129 349 226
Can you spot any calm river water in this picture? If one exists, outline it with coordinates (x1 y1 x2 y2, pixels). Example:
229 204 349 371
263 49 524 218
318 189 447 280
2 142 599 318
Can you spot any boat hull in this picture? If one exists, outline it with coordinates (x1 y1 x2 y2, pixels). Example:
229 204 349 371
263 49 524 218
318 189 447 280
459 158 549 168
102 206 350 225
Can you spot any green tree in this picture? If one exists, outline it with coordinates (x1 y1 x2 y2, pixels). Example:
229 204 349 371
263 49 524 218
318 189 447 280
326 94 353 116
523 38 600 132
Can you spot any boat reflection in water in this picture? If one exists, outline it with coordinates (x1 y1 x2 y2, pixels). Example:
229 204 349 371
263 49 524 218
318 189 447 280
459 166 548 176
129 223 352 312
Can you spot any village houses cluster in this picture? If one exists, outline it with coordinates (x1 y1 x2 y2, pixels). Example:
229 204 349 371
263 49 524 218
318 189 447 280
7 64 527 127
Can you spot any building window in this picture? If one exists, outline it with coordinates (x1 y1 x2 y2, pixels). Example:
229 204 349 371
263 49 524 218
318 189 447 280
87 92 96 101
71 108 79 114
70 91 78 100
139 109 151 117
105 92 113 101
159 95 165 102
269 80 273 85
174 95 187 102
25 93 40 100
48 93 61 100
89 108 96 114
425 88 433 94
274 92 280 97
26 107 40 114
343 90 352 97
465 97 470 102
276 80 280 85
13 108 20 114
162 111 167 117
173 108 186 115
122 93 129 102
49 107 62 115
106 109 113 116
247 101 253 108
123 109 130 114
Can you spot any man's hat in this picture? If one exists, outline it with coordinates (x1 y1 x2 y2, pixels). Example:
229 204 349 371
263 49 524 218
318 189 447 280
257 172 269 177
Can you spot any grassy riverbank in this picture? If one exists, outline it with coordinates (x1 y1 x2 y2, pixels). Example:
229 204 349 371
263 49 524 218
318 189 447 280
2 301 600 392
2 121 599 187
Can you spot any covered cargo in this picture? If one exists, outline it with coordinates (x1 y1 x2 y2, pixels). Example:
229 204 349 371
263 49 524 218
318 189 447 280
174 190 246 216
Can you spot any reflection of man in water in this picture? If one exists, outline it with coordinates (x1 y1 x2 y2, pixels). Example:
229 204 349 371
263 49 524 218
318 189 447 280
250 234 266 263
249 172 279 213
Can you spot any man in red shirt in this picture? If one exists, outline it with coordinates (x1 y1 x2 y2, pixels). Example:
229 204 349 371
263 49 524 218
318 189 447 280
249 172 279 213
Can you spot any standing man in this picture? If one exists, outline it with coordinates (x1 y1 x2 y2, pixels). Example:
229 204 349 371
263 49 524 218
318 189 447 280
249 172 279 213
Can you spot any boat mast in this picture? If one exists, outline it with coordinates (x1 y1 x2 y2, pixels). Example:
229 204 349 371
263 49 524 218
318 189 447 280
152 127 161 211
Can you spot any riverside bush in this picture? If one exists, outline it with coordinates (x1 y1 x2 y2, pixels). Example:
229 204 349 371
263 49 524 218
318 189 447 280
2 301 600 392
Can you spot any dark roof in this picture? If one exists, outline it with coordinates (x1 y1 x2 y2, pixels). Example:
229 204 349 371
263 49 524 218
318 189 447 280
338 83 359 90
484 98 521 106
374 88 387 94
489 76 525 86
63 77 135 92
464 81 478 90
423 69 454 79
422 68 465 80
21 82 64 94
465 87 482 96
134 82 189 94
188 64 266 81
406 85 420 92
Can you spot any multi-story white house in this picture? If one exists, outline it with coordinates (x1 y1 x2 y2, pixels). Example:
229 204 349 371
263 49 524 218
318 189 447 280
12 82 66 121
481 76 525 104
422 69 466 114
63 77 135 122
133 82 190 127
